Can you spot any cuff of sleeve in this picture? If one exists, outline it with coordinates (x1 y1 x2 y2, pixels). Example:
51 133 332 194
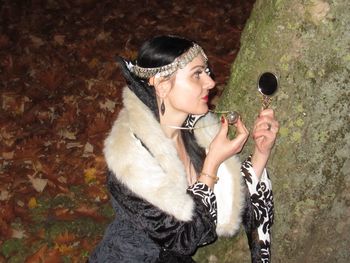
241 155 272 193
188 182 217 224
259 169 272 192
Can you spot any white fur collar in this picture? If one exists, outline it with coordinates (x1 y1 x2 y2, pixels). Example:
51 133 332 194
104 88 244 235
194 115 244 236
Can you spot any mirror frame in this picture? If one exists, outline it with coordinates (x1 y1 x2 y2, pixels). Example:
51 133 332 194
257 72 279 97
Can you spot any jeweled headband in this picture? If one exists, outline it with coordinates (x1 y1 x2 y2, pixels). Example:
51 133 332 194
127 43 208 79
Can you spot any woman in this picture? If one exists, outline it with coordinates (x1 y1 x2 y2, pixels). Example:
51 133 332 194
89 35 278 262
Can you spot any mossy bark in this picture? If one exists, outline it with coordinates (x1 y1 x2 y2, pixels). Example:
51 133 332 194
194 0 349 262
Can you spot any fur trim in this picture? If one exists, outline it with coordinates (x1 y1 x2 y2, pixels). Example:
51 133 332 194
194 114 245 236
104 88 194 221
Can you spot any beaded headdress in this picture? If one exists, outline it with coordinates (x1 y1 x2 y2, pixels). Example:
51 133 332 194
128 43 208 79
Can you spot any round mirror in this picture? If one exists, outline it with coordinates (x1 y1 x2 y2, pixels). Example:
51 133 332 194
258 72 278 97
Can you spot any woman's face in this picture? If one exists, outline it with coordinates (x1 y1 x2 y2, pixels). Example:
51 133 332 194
166 55 215 116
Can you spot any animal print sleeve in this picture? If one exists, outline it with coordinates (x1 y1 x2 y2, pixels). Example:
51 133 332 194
188 182 217 224
241 156 274 263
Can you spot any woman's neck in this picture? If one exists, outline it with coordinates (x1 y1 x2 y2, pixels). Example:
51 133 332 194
162 125 181 139
173 129 198 186
160 112 198 186
159 111 188 139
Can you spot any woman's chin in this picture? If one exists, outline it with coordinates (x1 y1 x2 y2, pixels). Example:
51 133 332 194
191 107 209 116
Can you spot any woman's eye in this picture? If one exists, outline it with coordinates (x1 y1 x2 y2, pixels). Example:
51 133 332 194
194 71 202 79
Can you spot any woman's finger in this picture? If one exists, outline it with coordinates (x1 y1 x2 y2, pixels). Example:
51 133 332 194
259 108 275 118
230 128 249 151
255 121 278 133
215 115 229 138
253 129 276 140
235 117 249 135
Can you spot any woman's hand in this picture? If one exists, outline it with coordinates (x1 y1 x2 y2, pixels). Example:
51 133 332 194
203 116 249 175
251 109 279 179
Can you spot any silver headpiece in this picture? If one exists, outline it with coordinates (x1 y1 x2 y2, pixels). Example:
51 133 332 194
130 43 207 79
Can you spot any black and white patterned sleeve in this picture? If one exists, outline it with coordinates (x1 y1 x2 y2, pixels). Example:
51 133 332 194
188 182 217 224
241 156 274 263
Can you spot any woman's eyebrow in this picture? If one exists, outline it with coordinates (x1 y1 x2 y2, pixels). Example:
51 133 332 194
189 64 206 71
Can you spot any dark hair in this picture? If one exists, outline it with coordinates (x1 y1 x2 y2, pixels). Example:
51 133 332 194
136 35 193 68
118 35 206 174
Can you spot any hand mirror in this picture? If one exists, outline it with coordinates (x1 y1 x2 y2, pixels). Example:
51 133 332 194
213 72 278 125
257 72 279 109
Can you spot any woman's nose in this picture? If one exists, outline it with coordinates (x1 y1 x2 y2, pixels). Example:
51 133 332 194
204 75 215 90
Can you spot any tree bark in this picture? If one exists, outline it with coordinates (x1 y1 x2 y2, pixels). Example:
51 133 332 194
194 0 349 262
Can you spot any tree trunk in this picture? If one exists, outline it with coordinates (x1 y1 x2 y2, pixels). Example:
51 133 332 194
194 0 349 262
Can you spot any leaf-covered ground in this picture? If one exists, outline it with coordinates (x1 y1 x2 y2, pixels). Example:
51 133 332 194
0 0 254 262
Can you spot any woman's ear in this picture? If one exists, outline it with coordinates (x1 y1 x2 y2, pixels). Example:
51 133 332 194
148 76 156 87
153 78 171 99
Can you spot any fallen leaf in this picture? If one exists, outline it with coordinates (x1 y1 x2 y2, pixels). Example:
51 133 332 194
58 128 77 140
37 69 64 90
88 116 108 136
13 204 29 219
83 142 94 157
0 190 11 201
88 57 99 69
99 98 116 112
57 176 67 184
96 31 111 42
0 122 17 147
54 243 74 254
84 184 108 202
53 208 76 221
0 254 7 262
75 204 105 221
29 35 45 48
37 228 46 239
0 202 15 221
2 151 14 160
12 228 27 239
43 249 62 263
1 93 28 115
53 34 65 45
24 244 47 263
84 168 97 183
54 231 77 245
28 197 37 209
0 217 12 238
1 54 13 70
17 200 25 207
66 142 83 149
27 175 48 193
25 243 61 263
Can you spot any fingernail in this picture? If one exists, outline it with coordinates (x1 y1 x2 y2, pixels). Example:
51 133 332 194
221 115 225 124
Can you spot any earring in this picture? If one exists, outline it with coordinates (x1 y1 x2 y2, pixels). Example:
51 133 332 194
161 100 165 115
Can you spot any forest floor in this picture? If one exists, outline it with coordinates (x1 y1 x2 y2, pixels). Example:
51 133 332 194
0 0 255 262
